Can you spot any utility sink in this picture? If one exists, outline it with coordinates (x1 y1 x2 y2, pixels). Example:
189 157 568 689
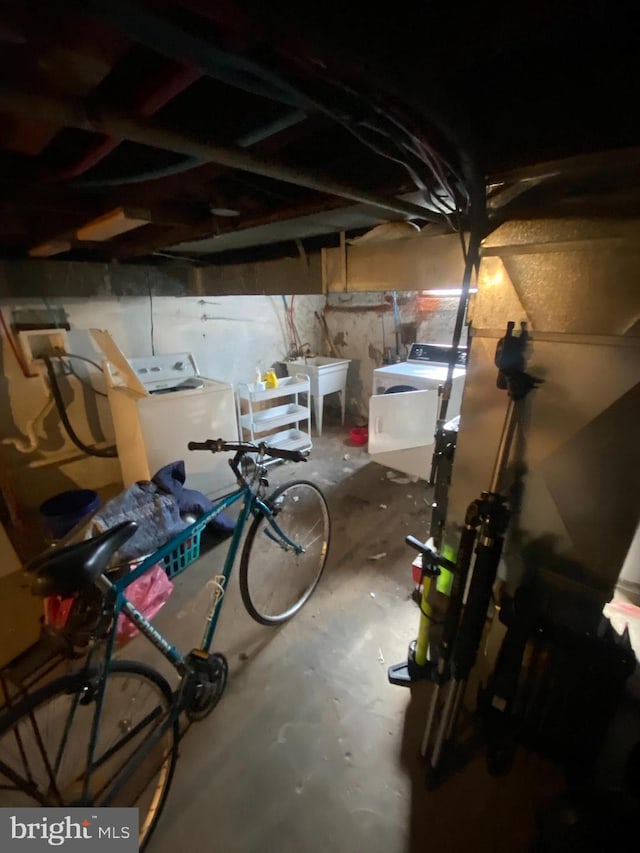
286 357 351 435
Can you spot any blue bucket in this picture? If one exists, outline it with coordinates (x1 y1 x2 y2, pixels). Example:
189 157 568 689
39 489 100 540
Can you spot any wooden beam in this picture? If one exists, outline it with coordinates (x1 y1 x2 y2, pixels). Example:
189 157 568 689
112 180 413 260
323 231 465 292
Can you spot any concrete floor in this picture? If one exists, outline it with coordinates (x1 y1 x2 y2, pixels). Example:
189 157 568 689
121 420 567 853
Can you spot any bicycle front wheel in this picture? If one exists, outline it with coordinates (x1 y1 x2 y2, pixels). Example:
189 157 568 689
240 480 330 625
0 661 177 850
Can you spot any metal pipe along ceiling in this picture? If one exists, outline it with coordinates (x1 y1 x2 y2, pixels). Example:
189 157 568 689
75 109 308 189
0 88 439 222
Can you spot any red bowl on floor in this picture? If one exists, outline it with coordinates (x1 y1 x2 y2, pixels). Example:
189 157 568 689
350 427 369 445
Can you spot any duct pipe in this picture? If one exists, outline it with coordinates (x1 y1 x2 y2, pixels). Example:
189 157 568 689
0 88 439 222
75 109 307 189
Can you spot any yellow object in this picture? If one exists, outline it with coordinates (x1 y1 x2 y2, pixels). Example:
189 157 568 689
262 371 278 389
415 573 432 666
436 543 456 595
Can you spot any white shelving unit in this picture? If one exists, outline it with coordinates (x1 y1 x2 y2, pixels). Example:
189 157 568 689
235 374 312 455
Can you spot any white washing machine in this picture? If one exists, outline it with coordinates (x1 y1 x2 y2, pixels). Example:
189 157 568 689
368 342 467 480
93 330 239 499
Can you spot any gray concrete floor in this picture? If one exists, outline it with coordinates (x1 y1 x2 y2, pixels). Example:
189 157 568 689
120 420 565 853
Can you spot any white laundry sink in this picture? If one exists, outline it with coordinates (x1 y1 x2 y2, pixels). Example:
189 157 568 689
286 357 351 435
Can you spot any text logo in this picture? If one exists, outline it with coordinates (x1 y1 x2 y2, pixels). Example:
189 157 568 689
1 809 138 851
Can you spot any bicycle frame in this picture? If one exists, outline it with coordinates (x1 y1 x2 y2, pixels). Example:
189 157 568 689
100 485 249 674
80 466 302 804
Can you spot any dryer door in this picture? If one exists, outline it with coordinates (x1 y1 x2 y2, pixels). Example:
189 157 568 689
368 389 439 479
369 389 439 453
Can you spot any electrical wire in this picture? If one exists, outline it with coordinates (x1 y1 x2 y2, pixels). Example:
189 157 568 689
47 352 108 397
358 127 457 231
379 107 468 202
50 352 106 373
292 64 468 217
281 294 303 356
347 121 430 193
65 361 108 398
351 115 464 223
361 117 458 202
289 295 304 352
356 107 473 240
419 602 444 625
362 116 463 213
281 295 293 353
2 395 55 454
42 356 118 458
289 295 295 348
257 47 461 220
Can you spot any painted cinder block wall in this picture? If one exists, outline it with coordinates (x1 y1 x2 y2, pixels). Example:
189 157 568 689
0 294 324 518
1 287 459 558
320 291 461 421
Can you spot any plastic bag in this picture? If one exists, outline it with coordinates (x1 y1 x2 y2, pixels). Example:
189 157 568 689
117 563 174 643
43 595 75 630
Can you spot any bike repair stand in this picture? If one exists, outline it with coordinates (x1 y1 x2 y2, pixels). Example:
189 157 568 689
421 321 540 784
387 321 541 785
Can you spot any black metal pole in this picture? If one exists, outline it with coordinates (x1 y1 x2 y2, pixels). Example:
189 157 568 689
422 321 541 782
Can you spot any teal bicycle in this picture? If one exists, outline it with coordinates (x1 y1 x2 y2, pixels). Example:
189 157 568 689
0 440 330 849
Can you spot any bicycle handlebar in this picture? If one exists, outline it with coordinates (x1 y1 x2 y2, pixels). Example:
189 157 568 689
187 438 307 463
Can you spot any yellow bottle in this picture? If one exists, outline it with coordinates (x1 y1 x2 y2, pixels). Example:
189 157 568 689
262 370 278 389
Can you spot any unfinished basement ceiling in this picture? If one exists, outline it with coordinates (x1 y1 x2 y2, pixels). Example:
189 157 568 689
0 0 639 267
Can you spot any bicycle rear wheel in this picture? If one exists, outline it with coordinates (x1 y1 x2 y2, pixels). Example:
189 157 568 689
240 480 330 625
0 661 177 850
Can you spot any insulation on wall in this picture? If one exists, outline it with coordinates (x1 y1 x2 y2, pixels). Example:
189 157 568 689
444 219 640 626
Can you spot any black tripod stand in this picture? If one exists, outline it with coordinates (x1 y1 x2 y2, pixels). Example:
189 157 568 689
420 321 541 782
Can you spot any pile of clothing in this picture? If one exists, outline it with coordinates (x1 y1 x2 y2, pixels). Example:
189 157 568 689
87 460 234 565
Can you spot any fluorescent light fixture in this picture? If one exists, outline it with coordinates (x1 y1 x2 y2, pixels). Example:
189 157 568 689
28 239 72 258
76 207 150 241
421 288 478 296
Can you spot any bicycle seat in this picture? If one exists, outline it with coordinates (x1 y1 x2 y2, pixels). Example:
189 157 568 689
27 521 138 598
